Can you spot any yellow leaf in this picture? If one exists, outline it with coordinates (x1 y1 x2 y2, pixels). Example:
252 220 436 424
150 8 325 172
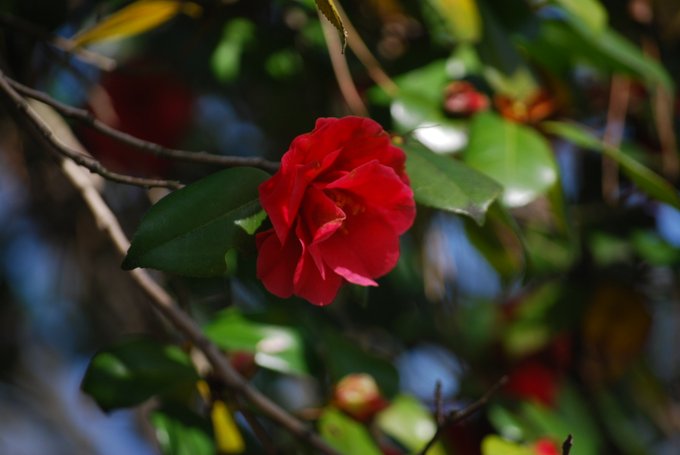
211 400 245 454
72 0 202 48
315 0 348 51
429 0 482 43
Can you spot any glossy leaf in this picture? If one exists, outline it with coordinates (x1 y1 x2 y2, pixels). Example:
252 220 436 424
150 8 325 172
203 309 308 375
427 0 482 43
319 407 382 455
464 113 558 207
543 121 680 210
404 139 502 224
376 395 446 455
151 404 215 455
81 338 198 411
315 0 347 50
72 0 202 48
123 167 269 277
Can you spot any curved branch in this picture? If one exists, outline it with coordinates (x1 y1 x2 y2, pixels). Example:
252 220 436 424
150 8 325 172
0 71 183 189
6 77 280 173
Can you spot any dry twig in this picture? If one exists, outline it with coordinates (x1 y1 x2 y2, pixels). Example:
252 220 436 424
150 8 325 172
418 376 508 455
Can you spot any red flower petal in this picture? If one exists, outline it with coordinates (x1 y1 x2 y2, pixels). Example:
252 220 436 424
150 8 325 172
255 229 299 298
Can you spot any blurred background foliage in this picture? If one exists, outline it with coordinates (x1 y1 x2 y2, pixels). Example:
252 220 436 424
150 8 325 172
1 0 680 454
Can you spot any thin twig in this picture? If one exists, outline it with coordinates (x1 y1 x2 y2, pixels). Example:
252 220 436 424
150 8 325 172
562 434 573 455
602 75 631 204
0 13 116 71
0 70 183 189
434 380 444 426
19 96 340 455
319 10 368 117
335 2 399 96
418 376 508 455
6 77 280 173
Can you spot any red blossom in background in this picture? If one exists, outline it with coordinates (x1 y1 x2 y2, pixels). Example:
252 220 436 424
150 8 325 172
256 116 416 306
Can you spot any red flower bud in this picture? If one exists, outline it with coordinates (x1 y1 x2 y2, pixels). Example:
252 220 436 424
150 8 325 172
443 81 489 117
333 373 388 421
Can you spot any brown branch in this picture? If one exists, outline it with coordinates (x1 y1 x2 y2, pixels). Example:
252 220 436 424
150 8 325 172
418 376 508 455
335 2 399 97
0 13 116 71
19 93 340 455
602 75 631 204
320 10 368 117
6 77 280 173
562 434 573 455
0 70 183 189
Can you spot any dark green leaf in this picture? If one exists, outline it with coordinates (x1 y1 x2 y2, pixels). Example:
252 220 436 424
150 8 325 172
151 404 215 455
319 408 382 455
123 167 269 277
404 139 502 224
464 113 558 207
543 121 680 210
203 309 308 375
81 338 198 411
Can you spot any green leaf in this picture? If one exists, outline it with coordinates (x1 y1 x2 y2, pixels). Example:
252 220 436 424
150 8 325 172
376 395 446 455
203 309 308 375
211 18 256 82
481 435 533 455
404 139 502 224
319 408 382 455
234 209 267 235
151 404 215 455
123 167 269 277
553 0 607 32
427 0 482 43
315 0 347 50
464 113 558 207
543 121 680 210
81 338 198 411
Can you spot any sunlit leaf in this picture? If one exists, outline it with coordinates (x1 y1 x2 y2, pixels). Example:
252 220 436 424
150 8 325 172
427 0 482 43
234 210 267 235
481 435 533 455
123 167 269 277
203 309 308 375
211 401 245 454
319 408 382 455
81 338 198 411
403 139 502 224
72 0 202 48
315 0 347 50
543 121 680 210
464 113 558 207
151 404 215 455
376 395 446 455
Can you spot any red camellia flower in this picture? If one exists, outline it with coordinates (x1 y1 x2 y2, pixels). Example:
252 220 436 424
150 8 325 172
256 116 416 306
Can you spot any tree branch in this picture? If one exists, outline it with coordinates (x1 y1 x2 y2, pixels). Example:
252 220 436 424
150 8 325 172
0 13 116 71
562 434 573 455
418 376 508 455
13 93 340 455
0 70 183 189
5 77 280 173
